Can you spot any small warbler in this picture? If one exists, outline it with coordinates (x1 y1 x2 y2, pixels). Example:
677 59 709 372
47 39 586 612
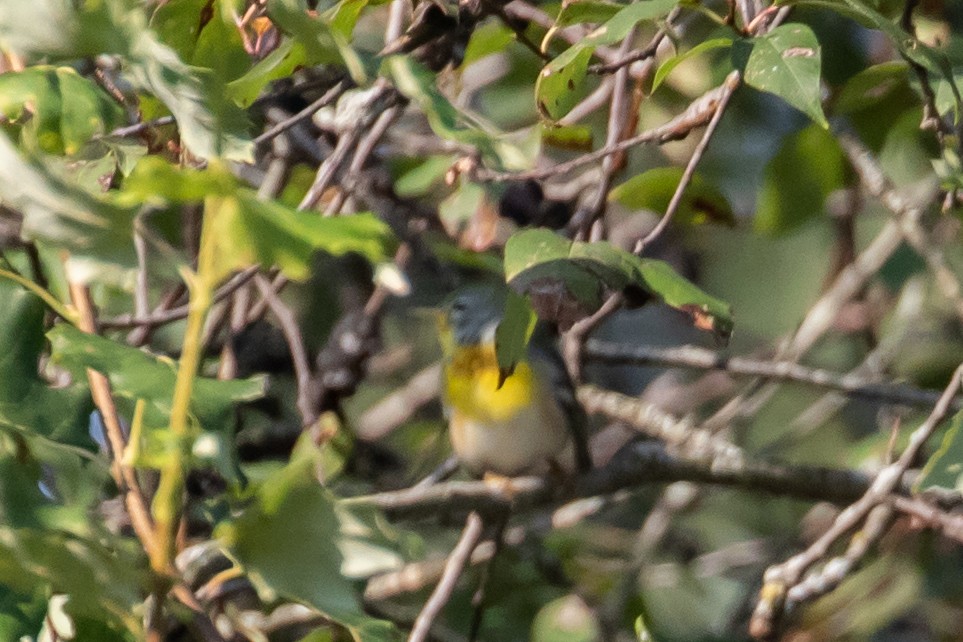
437 286 591 477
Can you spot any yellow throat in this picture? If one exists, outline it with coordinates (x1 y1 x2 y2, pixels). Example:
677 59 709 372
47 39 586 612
442 343 536 423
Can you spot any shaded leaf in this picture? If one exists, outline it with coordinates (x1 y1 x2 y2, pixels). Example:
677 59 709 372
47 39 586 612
495 290 538 382
0 285 91 447
755 124 845 235
741 24 827 128
219 439 400 641
504 229 733 337
610 167 735 227
795 0 961 121
48 324 265 436
833 61 910 113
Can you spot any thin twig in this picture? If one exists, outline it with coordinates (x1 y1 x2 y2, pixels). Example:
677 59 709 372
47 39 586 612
750 365 963 638
253 80 349 146
348 440 887 521
66 281 157 555
636 71 737 252
103 116 175 139
474 72 741 182
409 512 485 642
254 274 316 428
100 266 258 329
583 340 961 411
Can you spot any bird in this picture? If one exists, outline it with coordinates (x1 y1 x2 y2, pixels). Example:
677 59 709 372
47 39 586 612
437 285 591 477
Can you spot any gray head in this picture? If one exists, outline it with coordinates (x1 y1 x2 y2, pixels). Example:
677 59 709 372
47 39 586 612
445 286 506 347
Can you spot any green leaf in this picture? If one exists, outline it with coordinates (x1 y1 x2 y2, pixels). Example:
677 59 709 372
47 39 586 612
652 38 733 92
554 0 622 27
740 24 828 128
504 229 733 338
833 61 910 114
755 124 845 235
610 167 735 227
0 66 126 155
125 30 255 161
120 159 397 283
48 324 265 437
0 284 91 448
794 0 961 121
495 290 538 382
0 0 256 161
541 124 594 151
462 22 514 68
219 439 400 641
206 193 396 283
536 47 594 121
228 40 308 106
536 0 677 121
0 133 139 271
268 0 369 82
917 409 963 492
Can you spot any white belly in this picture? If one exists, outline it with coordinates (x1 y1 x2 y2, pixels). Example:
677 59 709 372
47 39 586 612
449 394 574 476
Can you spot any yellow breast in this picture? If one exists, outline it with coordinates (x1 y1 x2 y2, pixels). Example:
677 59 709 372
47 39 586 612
442 344 536 423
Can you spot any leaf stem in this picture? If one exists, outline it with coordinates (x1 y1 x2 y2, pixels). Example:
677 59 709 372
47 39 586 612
151 199 219 573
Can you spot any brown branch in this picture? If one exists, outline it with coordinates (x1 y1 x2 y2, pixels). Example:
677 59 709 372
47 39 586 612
473 71 741 183
347 440 884 522
408 512 485 642
254 274 316 428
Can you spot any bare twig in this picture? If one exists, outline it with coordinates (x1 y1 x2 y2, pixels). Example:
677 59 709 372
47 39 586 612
254 80 349 146
356 362 442 440
409 512 485 642
892 494 963 543
635 71 737 252
583 340 961 411
750 365 963 638
101 266 258 330
348 440 885 521
254 274 316 428
474 72 741 182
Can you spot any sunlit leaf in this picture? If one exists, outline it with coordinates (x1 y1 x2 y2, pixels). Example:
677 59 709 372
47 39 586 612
536 0 677 121
740 23 828 128
0 67 126 155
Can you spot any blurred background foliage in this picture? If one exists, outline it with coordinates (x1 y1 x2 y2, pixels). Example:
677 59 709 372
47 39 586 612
0 0 961 640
